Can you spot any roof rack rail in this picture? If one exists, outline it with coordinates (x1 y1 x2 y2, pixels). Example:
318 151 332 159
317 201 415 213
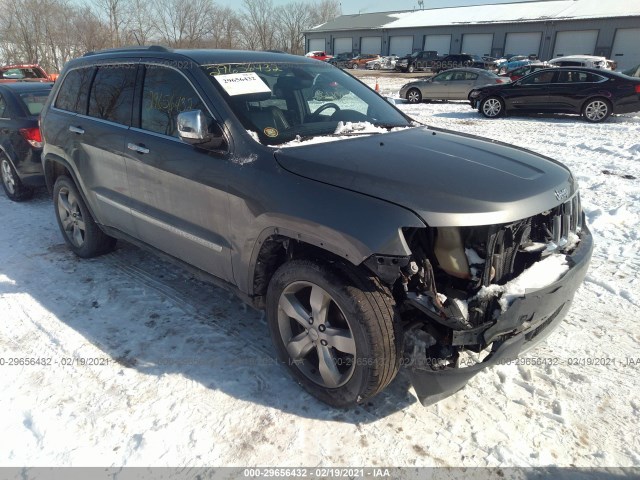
83 45 172 57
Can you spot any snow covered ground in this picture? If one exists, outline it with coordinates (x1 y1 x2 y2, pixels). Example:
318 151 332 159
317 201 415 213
1 76 639 471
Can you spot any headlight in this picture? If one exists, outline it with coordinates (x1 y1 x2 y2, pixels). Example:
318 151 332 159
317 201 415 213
469 90 480 98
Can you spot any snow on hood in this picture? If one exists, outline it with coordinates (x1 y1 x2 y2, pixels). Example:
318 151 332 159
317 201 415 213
274 122 408 148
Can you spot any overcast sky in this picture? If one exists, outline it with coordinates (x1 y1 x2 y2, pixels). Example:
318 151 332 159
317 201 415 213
219 0 539 14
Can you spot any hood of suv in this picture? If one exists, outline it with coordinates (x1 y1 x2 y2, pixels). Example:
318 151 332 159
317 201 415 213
274 127 575 227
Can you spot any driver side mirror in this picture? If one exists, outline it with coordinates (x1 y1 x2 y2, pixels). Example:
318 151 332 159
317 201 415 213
177 110 222 146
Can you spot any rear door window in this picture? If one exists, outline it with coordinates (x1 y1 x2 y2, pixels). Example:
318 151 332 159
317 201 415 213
55 67 94 114
88 65 137 125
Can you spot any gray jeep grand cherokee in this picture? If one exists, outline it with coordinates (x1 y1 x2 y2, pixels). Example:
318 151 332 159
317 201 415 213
40 46 592 407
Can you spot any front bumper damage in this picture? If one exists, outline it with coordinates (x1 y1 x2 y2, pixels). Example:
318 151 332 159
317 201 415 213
408 224 593 406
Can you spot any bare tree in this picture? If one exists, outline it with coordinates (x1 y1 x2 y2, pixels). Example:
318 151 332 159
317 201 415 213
152 0 215 48
309 0 341 26
274 4 311 54
92 0 130 48
209 6 243 49
241 0 277 50
127 0 154 45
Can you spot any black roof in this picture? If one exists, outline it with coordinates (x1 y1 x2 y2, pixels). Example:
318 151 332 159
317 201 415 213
75 46 313 68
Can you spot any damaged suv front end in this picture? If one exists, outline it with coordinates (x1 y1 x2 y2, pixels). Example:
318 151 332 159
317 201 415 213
276 124 593 405
399 198 592 405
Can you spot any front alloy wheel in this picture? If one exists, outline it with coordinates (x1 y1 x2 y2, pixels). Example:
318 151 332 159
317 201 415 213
267 260 401 407
480 96 504 118
583 99 611 123
277 281 356 388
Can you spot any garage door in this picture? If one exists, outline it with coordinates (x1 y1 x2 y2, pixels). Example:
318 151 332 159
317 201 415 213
424 35 451 55
553 30 598 58
307 38 325 53
461 33 493 56
389 36 414 57
611 28 640 71
333 37 352 54
361 36 382 55
504 32 542 57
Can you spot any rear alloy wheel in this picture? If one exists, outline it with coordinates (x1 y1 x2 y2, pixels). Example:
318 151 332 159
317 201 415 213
583 98 611 123
267 260 401 407
406 88 422 104
313 89 324 101
373 64 381 70
53 175 116 258
1 155 34 201
351 63 359 69
480 96 504 118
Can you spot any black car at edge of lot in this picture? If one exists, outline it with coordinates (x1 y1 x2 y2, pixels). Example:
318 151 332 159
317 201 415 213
470 67 640 122
0 82 52 201
39 47 593 408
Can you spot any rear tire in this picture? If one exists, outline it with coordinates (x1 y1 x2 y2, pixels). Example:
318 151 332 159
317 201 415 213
480 96 505 118
266 260 402 407
53 175 116 258
406 88 422 104
1 155 34 202
583 98 611 123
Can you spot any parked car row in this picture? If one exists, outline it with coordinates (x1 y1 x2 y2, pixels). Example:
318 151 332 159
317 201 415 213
397 64 640 123
2 46 595 410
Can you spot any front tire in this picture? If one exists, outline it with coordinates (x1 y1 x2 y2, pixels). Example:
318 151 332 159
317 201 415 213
266 260 402 407
406 88 422 104
1 155 33 201
53 175 116 258
408 65 415 73
480 96 505 118
583 98 611 123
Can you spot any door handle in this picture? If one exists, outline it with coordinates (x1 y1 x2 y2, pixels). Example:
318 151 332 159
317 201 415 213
127 143 149 154
69 126 84 134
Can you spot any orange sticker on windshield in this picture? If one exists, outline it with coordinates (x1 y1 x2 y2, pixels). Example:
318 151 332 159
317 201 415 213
264 127 279 138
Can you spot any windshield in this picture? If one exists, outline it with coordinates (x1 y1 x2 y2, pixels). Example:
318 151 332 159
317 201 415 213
201 62 411 146
19 90 51 115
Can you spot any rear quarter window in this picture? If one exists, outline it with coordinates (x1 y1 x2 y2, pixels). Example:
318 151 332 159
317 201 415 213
19 91 51 116
55 68 94 114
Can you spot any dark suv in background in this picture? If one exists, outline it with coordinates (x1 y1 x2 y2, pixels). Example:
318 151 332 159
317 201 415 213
40 47 592 408
395 50 440 73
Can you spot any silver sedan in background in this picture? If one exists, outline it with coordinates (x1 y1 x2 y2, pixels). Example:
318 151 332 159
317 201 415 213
400 67 510 103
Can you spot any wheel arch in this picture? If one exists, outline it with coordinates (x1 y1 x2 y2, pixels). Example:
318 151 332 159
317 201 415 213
42 154 102 226
244 211 423 305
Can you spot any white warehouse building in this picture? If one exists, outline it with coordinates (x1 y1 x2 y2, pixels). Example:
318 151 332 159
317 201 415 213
304 0 640 70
